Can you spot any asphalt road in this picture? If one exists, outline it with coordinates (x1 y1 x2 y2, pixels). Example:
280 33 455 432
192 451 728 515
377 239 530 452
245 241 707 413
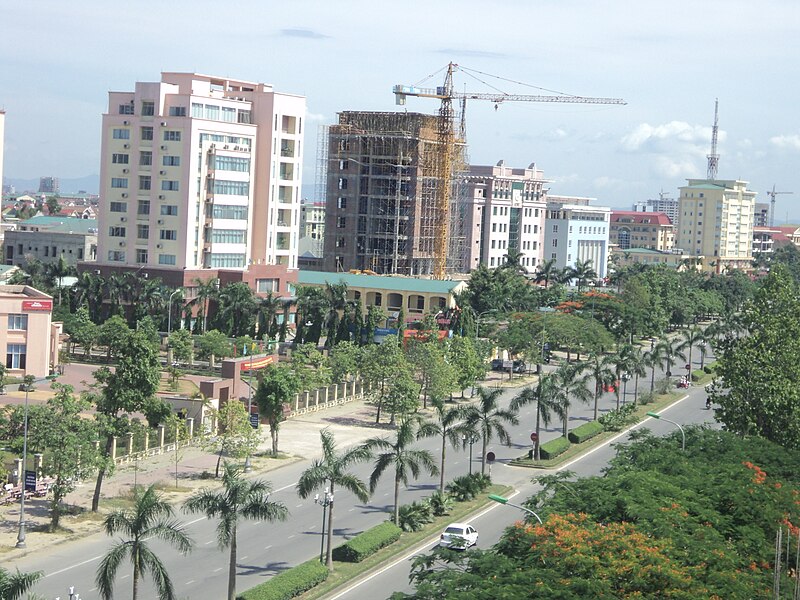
13 343 713 600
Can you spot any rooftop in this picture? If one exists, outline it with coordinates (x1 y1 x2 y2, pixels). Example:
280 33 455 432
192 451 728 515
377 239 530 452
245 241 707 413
610 211 672 226
16 216 97 235
298 271 466 294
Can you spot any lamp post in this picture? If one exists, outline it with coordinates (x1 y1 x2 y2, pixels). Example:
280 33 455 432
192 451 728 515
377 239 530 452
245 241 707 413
16 373 56 548
646 411 685 451
167 288 182 337
314 490 334 564
244 341 256 473
488 494 543 524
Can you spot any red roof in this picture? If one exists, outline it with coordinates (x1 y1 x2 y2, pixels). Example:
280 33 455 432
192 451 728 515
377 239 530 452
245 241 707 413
610 211 673 226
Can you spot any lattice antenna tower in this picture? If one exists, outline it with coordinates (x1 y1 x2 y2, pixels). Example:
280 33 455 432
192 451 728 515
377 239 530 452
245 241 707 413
707 99 720 180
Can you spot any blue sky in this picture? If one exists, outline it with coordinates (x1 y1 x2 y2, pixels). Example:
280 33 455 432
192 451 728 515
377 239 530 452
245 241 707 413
3 0 800 217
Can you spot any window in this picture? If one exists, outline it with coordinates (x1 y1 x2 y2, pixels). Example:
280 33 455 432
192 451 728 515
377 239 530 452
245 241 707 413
137 200 151 215
112 128 130 139
161 180 180 191
141 126 154 141
158 254 177 265
139 175 151 191
337 216 346 228
210 253 246 268
109 226 126 237
213 180 249 195
553 225 558 233
237 110 252 124
119 103 134 115
162 155 180 166
338 178 348 190
256 278 279 293
112 153 129 164
108 250 126 262
135 249 148 263
211 156 250 172
111 178 128 188
160 230 178 241
163 131 181 142
139 151 152 166
211 205 248 220
109 201 127 212
8 315 27 331
160 205 178 216
140 101 154 116
335 237 345 248
137 224 149 239
221 107 236 122
6 344 26 370
552 239 558 247
191 103 203 118
168 106 186 117
337 197 347 209
211 229 246 244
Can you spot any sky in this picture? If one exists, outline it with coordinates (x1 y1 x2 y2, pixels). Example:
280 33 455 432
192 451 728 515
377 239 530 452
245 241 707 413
2 0 800 218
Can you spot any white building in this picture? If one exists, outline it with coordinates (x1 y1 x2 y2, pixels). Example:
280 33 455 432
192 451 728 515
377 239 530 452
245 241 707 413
633 194 680 224
96 72 305 277
544 201 611 279
0 110 5 197
463 161 548 272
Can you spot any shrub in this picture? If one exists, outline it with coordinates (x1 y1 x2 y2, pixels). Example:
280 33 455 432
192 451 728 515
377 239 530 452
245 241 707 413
655 377 671 395
638 391 655 405
569 420 605 442
331 521 402 563
237 559 328 600
691 369 705 382
398 501 434 532
427 490 454 517
471 473 491 492
539 436 570 460
446 473 490 502
598 404 637 432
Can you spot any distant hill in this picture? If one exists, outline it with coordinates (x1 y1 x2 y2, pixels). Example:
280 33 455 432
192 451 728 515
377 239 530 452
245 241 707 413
5 174 99 195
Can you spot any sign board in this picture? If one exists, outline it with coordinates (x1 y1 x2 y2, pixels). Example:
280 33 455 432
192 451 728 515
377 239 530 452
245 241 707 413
24 470 36 492
249 414 260 429
530 432 538 443
374 327 398 336
502 360 513 369
22 300 52 312
486 452 496 463
543 343 550 351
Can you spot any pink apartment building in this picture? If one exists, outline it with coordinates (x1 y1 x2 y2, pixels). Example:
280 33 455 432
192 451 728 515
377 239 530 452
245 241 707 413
0 285 62 378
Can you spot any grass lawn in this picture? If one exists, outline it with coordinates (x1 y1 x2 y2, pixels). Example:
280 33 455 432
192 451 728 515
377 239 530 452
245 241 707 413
158 373 200 396
290 483 514 600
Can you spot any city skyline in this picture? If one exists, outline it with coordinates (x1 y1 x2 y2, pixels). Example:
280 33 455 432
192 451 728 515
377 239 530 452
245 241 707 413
2 1 799 217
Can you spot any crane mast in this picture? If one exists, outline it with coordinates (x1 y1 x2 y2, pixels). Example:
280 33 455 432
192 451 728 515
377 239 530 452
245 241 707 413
394 62 626 279
767 184 793 227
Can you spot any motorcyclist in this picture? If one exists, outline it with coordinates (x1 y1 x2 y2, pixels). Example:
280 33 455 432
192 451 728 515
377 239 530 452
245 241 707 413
705 397 712 410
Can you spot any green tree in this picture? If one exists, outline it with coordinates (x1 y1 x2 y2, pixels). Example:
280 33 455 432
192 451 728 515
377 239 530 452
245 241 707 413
364 304 384 345
566 258 597 291
418 398 469 492
551 362 592 438
534 258 560 289
255 366 298 455
0 566 42 600
364 416 438 526
294 286 328 345
168 328 193 364
45 194 61 216
98 314 131 362
677 326 704 373
361 335 406 423
408 340 456 408
323 282 348 348
203 400 261 478
215 282 256 338
511 374 564 460
189 277 219 334
195 329 232 367
329 340 362 383
465 386 519 475
184 465 288 600
644 337 671 394
586 352 616 420
447 336 484 397
384 368 421 424
290 342 331 391
297 428 371 569
96 485 193 600
65 305 99 357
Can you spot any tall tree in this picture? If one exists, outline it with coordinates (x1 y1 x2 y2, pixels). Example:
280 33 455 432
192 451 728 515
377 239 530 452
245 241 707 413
534 258 560 289
511 374 564 460
202 399 261 478
586 352 616 420
677 326 704 374
418 399 468 492
0 566 42 600
185 465 287 600
255 365 298 455
364 416 438 526
551 362 593 438
645 337 671 394
323 282 348 349
361 335 406 423
255 292 283 341
96 485 193 600
189 277 219 334
567 258 597 291
215 282 256 338
296 428 371 569
465 386 519 475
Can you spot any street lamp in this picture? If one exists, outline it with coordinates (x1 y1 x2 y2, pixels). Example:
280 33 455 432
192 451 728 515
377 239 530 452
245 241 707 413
244 340 256 473
314 490 334 564
646 411 685 451
16 373 57 548
488 494 543 524
475 309 498 339
167 288 182 337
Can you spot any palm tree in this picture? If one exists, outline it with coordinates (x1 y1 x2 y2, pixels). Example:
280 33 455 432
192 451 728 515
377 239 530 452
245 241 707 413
323 282 348 348
645 337 671 393
215 282 257 338
567 258 597 291
534 258 560 288
418 398 468 493
364 416 438 526
44 255 74 306
96 484 193 600
586 352 616 420
71 270 105 319
295 286 328 345
184 464 288 600
551 362 592 438
677 326 704 374
660 335 687 381
0 566 42 600
256 292 283 341
465 386 519 475
610 344 636 409
501 249 526 274
189 277 219 334
625 344 648 405
511 374 564 460
296 428 371 569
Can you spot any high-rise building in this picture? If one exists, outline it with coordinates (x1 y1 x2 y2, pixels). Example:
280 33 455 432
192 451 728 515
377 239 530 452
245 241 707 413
677 179 756 271
544 201 610 279
0 110 5 198
609 211 674 251
462 161 547 272
754 202 770 227
95 72 304 288
322 111 465 276
38 177 59 194
632 194 679 224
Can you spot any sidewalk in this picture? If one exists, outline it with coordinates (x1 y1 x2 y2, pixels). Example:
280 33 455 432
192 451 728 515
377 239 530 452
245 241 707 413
0 369 533 562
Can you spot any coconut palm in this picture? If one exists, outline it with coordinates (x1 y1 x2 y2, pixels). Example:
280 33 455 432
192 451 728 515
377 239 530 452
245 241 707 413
645 337 671 393
215 282 257 338
661 336 687 381
501 249 526 274
677 326 705 373
96 484 193 600
363 415 438 526
586 352 616 420
255 292 283 341
323 282 348 348
511 374 564 460
72 270 105 320
567 258 597 291
189 277 220 334
0 566 42 600
417 398 468 493
184 464 288 600
610 344 637 408
534 258 560 288
552 362 593 437
296 428 371 569
625 344 648 405
465 386 519 475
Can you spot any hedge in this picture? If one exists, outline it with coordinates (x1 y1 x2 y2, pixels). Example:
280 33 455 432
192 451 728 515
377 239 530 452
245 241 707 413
331 521 402 563
238 559 329 600
691 369 705 382
539 436 571 460
568 421 604 444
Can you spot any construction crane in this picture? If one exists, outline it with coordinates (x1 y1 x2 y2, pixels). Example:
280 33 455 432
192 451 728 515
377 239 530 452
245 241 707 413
394 62 626 279
767 184 793 227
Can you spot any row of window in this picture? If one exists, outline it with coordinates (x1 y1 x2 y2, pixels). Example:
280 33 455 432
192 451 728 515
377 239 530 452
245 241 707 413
210 229 247 244
191 103 251 124
113 128 182 142
113 152 179 166
213 180 249 196
210 156 250 172
108 251 177 265
109 201 178 216
110 177 180 191
11 244 82 259
199 133 252 148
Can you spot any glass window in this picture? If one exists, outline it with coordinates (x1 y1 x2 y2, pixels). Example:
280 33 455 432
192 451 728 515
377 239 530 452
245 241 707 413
139 151 152 166
221 107 236 122
204 105 220 120
135 249 148 263
139 176 151 191
210 253 246 268
256 279 279 293
211 156 250 172
160 205 178 216
211 205 248 220
160 230 178 241
137 224 149 239
8 315 27 331
119 104 134 115
158 254 177 265
107 250 126 262
112 129 130 140
161 180 180 191
109 226 126 237
6 344 26 369
212 180 249 195
141 126 154 141
141 101 155 116
109 202 127 212
111 178 128 188
191 103 203 118
168 106 186 117
211 229 246 244
163 131 181 142
162 155 180 166
137 200 151 215
112 153 129 164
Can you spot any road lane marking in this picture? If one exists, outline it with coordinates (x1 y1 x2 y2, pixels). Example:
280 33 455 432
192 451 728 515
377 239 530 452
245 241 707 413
186 580 195 585
214 567 223 572
287 535 295 539
45 555 104 577
264 545 272 551
240 555 248 560
205 540 214 545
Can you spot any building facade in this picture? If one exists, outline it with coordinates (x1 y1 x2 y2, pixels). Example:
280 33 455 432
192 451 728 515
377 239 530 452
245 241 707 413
5 216 97 267
677 179 756 271
609 210 674 251
633 195 679 224
462 161 547 272
543 202 611 279
0 285 62 378
95 72 305 281
299 198 325 258
754 202 770 228
0 111 4 198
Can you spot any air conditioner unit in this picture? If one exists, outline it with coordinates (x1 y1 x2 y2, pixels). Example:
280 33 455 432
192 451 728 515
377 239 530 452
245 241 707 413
119 241 126 247
160 145 167 150
159 170 166 176
122 168 129 174
123 120 129 126
160 121 167 126
120 217 127 222
223 145 229 150
157 219 164 225
158 194 165 200
121 193 128 198
156 243 163 249
123 143 130 149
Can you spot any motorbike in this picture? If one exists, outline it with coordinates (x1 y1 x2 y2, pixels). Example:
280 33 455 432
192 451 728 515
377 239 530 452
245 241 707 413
705 398 712 410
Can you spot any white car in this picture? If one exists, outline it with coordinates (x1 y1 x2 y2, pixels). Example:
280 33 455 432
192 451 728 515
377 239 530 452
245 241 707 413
439 522 478 549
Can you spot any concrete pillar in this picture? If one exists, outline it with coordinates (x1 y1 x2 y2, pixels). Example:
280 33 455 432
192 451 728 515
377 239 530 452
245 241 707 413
302 391 310 409
186 417 194 439
294 393 299 412
144 430 150 453
13 458 22 485
323 386 329 405
166 347 174 365
126 432 134 456
34 453 43 478
314 389 319 408
111 436 118 461
350 380 356 399
158 425 165 452
333 384 339 403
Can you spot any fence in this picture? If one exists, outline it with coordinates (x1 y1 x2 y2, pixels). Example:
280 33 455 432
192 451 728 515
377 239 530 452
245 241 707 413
112 417 200 466
289 379 370 416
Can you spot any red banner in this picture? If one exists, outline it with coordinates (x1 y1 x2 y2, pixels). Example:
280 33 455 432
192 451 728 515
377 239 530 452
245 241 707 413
240 355 275 372
22 300 52 312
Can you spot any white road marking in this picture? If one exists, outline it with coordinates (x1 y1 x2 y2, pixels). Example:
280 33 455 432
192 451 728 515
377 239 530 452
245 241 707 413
287 535 295 539
214 567 223 572
186 580 195 585
296 503 304 507
45 555 103 577
205 540 214 545
121 574 130 580
264 545 272 550
240 555 248 560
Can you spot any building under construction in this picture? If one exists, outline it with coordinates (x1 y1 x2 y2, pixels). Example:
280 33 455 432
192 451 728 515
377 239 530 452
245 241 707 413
320 111 468 276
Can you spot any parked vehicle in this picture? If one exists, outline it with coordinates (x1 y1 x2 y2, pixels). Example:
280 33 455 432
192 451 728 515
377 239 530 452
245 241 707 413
439 522 479 549
490 359 527 373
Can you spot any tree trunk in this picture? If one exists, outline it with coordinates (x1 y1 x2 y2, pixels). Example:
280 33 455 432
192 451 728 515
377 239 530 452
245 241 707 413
593 388 599 421
649 366 656 393
271 426 279 455
393 473 401 525
534 402 542 461
634 373 640 405
562 405 569 439
133 557 140 600
480 435 488 476
325 483 335 569
92 435 114 512
228 525 237 600
439 435 446 493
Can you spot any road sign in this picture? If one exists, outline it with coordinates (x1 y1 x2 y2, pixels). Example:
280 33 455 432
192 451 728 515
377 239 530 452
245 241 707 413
24 470 36 492
530 432 538 443
502 360 513 369
486 452 496 463
249 414 260 429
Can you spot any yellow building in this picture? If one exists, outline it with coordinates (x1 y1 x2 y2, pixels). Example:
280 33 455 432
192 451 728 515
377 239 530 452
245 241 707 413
677 179 756 272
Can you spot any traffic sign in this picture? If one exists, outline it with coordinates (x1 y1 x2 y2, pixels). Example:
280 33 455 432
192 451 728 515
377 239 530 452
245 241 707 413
486 452 496 463
24 470 36 492
530 432 539 443
249 414 260 429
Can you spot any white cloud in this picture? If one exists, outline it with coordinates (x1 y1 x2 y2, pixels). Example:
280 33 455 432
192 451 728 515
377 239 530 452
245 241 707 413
619 121 716 153
653 156 701 179
593 176 625 188
547 127 569 141
770 134 800 150
305 112 327 122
